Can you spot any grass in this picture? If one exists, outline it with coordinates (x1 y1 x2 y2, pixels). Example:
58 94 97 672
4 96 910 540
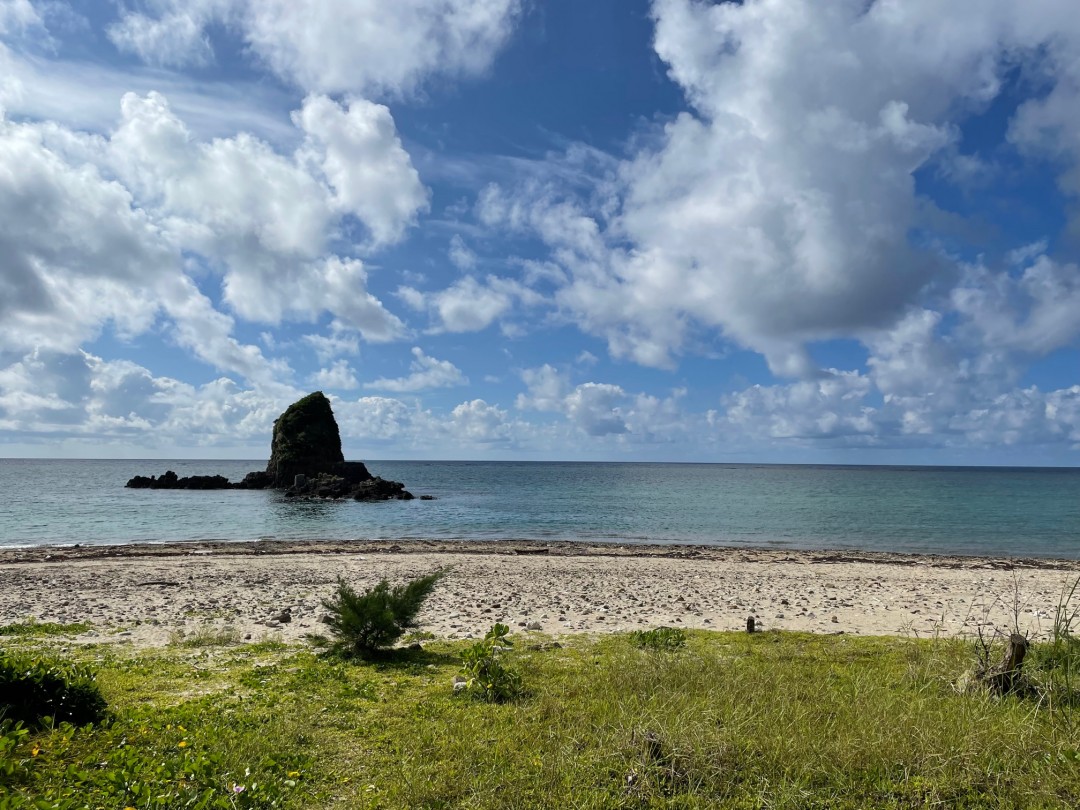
169 623 242 647
4 630 1080 808
0 619 92 637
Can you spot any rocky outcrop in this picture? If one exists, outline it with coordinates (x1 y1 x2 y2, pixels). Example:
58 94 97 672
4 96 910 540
125 471 233 490
265 392 346 487
125 391 414 500
284 472 413 501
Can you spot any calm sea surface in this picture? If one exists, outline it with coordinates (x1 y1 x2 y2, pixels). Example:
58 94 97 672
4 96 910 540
1 460 1078 558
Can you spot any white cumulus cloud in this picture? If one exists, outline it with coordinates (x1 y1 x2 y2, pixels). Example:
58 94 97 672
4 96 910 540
107 0 522 98
309 359 360 391
366 347 467 393
295 94 429 247
399 275 539 334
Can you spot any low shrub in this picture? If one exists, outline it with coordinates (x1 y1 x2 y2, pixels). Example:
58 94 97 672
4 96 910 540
629 626 687 652
308 568 448 659
459 623 522 703
0 652 108 729
0 721 35 790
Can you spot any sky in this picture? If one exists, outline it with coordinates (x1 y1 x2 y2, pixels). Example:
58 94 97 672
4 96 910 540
1 0 1079 465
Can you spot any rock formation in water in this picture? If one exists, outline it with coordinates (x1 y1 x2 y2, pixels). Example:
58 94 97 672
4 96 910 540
126 391 413 501
125 472 233 490
266 391 346 486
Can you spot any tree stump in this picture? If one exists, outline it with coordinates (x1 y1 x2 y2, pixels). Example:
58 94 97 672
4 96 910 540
982 633 1029 694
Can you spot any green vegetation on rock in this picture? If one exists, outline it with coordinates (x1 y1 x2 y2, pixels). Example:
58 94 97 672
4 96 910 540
266 391 346 486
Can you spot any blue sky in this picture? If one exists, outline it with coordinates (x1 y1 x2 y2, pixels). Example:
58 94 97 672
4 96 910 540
1 0 1079 464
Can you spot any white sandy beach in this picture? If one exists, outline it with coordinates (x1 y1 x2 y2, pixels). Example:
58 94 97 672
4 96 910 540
2 540 1078 647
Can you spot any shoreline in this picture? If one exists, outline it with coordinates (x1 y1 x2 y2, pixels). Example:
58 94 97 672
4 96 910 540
4 538 1079 648
4 536 1080 569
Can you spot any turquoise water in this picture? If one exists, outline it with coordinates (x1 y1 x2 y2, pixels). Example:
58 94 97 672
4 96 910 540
1 459 1079 558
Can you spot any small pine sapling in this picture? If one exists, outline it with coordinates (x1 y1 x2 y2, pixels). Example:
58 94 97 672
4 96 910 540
309 568 448 659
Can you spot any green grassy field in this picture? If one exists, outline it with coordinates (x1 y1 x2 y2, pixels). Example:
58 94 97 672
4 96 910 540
3 623 1080 809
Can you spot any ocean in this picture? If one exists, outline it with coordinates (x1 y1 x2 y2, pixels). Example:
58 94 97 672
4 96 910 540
1 459 1079 558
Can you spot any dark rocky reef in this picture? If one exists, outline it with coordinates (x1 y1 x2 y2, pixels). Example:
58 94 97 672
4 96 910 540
284 471 413 501
125 471 233 490
126 391 414 501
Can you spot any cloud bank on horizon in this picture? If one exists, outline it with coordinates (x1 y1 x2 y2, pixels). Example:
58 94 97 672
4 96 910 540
1 0 1079 464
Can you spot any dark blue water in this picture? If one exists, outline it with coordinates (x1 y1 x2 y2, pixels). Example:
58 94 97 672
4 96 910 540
1 459 1078 558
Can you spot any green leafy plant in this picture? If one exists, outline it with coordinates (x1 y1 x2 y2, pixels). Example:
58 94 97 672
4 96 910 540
0 721 35 790
629 626 687 652
459 623 523 703
0 652 107 729
308 568 448 659
0 717 308 809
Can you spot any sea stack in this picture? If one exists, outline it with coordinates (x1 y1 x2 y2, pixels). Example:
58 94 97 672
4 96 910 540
126 391 413 501
265 391 349 486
